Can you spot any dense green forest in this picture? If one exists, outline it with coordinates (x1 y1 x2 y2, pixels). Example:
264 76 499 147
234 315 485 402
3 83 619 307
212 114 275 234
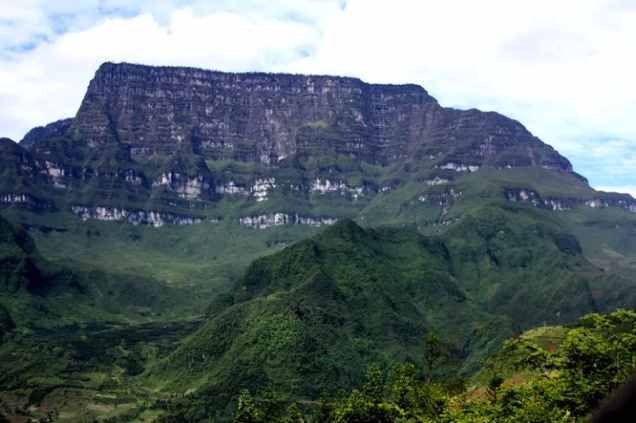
2 214 636 421
227 309 635 422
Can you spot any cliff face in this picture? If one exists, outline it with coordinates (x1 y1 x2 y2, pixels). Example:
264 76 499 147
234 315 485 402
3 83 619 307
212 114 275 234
69 62 571 170
5 62 633 227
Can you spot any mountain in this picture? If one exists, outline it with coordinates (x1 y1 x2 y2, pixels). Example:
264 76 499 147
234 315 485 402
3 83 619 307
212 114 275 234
3 62 636 294
146 216 634 420
0 61 595 224
1 62 636 421
70 62 571 167
4 62 636 231
3 62 635 233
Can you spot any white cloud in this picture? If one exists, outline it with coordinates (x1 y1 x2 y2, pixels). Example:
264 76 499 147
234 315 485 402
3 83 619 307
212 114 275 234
0 4 329 140
283 0 636 188
1 0 635 189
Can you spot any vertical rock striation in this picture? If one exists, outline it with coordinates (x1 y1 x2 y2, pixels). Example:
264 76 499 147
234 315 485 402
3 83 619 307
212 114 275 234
6 62 633 226
68 62 572 170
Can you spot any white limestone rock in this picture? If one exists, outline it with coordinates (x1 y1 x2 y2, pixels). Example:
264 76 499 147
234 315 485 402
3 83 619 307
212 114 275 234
438 162 480 172
239 213 337 229
250 178 276 202
71 206 202 227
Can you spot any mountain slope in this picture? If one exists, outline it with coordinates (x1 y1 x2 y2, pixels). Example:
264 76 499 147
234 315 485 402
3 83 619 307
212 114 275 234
148 215 632 419
147 219 508 417
0 215 206 421
0 214 47 295
0 215 193 330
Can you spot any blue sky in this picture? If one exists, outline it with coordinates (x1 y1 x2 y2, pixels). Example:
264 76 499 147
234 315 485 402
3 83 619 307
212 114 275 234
1 0 635 195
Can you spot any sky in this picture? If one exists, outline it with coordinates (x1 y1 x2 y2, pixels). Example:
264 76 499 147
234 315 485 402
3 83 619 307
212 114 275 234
1 0 635 195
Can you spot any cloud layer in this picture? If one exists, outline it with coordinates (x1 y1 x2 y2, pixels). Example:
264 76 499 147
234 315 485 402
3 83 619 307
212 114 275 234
1 0 634 192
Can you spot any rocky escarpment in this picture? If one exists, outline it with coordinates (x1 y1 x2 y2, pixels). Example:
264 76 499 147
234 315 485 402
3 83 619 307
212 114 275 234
505 188 636 213
239 213 337 229
71 206 204 227
68 62 572 170
0 193 53 210
4 62 636 227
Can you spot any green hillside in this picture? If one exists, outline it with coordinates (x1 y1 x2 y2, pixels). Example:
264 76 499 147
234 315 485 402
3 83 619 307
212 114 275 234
143 212 633 420
0 215 195 330
241 309 634 422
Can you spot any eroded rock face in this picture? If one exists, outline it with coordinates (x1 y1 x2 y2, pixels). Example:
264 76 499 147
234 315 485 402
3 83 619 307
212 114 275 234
6 62 635 228
0 193 52 210
69 62 573 170
250 178 276 202
239 213 337 229
71 206 202 227
504 188 636 213
215 181 248 196
153 172 210 200
437 162 480 172
310 178 366 199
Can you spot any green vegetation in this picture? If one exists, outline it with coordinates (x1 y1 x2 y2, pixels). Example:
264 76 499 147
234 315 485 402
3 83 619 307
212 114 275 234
2 198 636 421
3 65 636 421
3 141 636 421
142 215 633 420
229 309 636 422
0 215 196 329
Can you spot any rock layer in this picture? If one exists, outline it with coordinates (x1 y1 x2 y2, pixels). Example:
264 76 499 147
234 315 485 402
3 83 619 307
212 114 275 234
4 62 635 227
69 62 572 170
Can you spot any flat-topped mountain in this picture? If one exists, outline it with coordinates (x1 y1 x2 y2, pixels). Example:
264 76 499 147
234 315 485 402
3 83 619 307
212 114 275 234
64 62 571 170
2 62 636 295
6 62 631 229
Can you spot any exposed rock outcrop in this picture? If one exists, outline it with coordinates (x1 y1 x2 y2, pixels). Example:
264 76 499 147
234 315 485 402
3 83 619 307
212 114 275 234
69 62 573 171
71 206 203 227
4 62 635 228
504 188 636 213
0 193 52 210
239 213 337 229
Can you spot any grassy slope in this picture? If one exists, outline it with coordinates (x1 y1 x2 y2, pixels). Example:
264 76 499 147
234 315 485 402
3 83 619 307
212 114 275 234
3 157 636 313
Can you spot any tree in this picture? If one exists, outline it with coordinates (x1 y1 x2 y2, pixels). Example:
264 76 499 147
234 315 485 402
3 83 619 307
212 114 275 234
234 390 263 423
486 374 504 403
280 402 305 423
424 329 445 382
